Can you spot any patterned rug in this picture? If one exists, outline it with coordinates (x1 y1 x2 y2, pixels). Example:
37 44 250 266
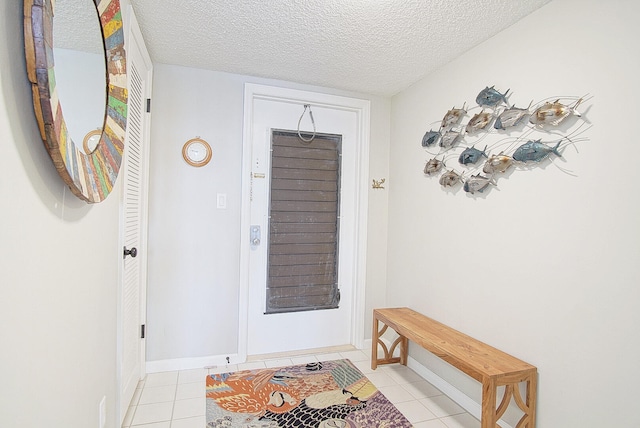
206 359 412 427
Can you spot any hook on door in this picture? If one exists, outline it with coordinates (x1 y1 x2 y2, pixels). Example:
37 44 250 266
297 104 316 143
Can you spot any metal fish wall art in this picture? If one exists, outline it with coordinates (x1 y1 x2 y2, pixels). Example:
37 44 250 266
529 98 583 126
512 140 562 163
440 103 467 130
420 88 590 196
463 174 496 194
476 86 510 108
439 169 463 187
483 153 514 174
494 102 532 130
458 145 488 165
424 157 445 175
466 110 494 134
440 129 464 149
421 130 441 147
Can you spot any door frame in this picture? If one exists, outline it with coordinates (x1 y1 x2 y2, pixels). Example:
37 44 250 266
239 83 370 361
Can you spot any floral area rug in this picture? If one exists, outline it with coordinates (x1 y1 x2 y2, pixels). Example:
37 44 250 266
206 359 412 427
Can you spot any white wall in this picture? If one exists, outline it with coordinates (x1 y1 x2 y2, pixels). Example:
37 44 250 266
0 1 126 427
145 65 391 363
387 0 640 426
11 0 635 425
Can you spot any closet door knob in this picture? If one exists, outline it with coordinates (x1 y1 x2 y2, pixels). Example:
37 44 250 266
123 246 138 259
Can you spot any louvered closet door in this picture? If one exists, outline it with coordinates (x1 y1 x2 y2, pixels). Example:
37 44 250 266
121 53 143 411
120 13 152 422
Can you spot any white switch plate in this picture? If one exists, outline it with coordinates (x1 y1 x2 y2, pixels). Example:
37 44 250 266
217 193 227 209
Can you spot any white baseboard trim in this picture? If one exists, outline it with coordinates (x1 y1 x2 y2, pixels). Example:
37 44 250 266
146 353 240 373
147 343 356 374
363 339 513 428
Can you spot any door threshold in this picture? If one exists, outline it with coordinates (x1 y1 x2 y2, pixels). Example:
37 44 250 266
247 344 356 362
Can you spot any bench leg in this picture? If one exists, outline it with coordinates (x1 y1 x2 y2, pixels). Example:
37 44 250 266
371 316 379 370
372 316 406 369
481 378 498 428
526 375 537 427
511 374 537 427
399 336 408 365
483 375 537 428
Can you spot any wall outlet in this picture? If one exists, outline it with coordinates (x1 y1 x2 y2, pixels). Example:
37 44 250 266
99 396 106 428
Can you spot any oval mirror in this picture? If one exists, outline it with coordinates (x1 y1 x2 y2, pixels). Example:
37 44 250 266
53 0 107 155
24 0 128 203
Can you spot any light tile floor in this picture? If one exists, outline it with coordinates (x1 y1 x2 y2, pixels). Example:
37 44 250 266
122 349 480 428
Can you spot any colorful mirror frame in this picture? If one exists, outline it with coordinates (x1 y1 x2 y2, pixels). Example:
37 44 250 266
24 0 128 203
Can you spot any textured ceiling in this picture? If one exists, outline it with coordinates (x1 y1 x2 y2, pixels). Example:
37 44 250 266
57 0 552 97
54 0 105 54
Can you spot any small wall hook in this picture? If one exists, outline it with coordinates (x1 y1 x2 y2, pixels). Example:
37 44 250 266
372 178 386 189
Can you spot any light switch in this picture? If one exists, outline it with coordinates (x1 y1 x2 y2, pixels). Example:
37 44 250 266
217 193 227 209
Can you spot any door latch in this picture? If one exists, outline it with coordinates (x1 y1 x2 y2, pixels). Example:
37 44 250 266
250 225 261 246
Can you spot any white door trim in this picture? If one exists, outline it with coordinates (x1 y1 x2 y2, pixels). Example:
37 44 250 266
239 84 370 361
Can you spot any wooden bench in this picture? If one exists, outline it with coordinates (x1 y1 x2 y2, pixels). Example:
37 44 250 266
372 307 537 428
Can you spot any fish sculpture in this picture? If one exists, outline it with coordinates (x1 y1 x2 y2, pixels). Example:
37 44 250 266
424 157 444 175
483 153 514 174
458 145 488 165
494 102 532 130
529 98 583 126
440 129 463 148
440 103 467 129
421 130 441 147
465 110 494 134
512 140 562 163
439 170 463 187
476 86 510 108
463 174 496 194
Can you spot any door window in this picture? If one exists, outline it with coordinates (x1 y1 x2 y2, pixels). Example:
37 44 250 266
266 130 342 313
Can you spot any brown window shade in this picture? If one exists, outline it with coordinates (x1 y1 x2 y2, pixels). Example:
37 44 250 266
266 130 342 314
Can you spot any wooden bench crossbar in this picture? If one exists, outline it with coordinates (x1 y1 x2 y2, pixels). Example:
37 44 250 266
372 308 537 428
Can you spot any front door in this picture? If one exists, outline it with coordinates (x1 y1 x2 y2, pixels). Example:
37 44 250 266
242 86 370 356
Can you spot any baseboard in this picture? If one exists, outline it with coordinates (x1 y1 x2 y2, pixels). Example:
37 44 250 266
364 339 513 428
247 344 356 362
145 344 356 373
146 353 240 373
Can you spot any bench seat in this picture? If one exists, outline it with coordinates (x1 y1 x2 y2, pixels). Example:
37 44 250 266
372 307 537 428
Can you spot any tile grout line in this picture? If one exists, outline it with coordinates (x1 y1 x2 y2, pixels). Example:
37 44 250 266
170 373 179 426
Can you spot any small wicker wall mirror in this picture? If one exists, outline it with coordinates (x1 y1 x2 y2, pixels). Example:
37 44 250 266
24 0 128 203
182 138 212 167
